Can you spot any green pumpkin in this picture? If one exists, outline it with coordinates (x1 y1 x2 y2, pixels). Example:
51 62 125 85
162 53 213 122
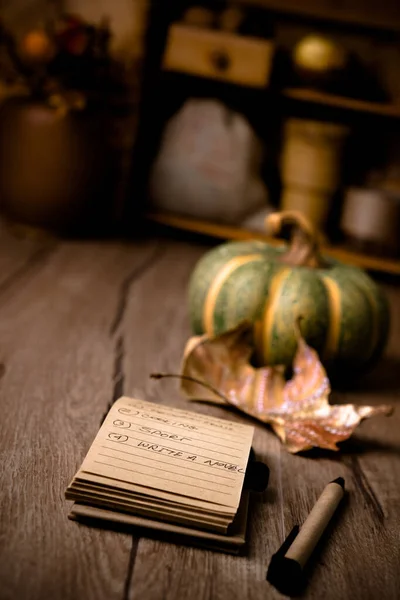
188 212 390 374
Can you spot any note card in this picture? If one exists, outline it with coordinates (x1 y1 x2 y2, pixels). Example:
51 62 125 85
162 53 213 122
66 397 255 535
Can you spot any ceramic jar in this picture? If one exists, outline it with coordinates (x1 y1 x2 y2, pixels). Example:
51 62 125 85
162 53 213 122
280 118 348 231
341 187 400 256
0 97 117 234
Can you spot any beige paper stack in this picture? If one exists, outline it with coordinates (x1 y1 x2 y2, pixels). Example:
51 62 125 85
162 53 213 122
66 397 254 552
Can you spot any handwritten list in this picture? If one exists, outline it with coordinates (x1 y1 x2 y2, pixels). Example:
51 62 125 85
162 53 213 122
66 397 254 532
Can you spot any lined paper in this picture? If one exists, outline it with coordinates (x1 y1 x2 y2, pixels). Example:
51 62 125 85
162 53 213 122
78 397 254 510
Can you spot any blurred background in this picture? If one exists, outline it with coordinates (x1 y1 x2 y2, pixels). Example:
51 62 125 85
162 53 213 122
1 0 400 275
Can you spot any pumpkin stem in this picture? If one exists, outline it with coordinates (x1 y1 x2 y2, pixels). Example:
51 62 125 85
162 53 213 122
266 210 326 268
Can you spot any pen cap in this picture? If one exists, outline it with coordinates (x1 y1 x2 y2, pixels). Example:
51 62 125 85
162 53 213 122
244 448 269 492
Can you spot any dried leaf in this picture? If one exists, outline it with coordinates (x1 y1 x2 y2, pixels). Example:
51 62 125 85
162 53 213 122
181 323 393 453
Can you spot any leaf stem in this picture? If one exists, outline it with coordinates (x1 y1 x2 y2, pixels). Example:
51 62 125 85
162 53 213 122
150 372 230 404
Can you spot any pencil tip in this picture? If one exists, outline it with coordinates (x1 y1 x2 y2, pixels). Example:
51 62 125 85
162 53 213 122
331 476 345 489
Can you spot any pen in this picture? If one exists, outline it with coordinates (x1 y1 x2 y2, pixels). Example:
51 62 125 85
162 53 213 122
267 477 345 595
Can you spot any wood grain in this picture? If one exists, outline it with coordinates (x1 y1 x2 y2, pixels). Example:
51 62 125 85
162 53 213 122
120 241 282 600
123 242 400 600
0 220 56 293
270 284 400 600
0 238 161 600
0 234 399 600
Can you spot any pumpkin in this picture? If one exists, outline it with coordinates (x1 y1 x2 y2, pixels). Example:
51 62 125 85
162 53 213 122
188 211 390 374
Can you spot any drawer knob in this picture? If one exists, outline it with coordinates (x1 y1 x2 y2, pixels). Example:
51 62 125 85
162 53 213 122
210 50 231 72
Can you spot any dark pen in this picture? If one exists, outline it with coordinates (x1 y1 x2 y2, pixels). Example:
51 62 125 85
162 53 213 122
267 477 345 595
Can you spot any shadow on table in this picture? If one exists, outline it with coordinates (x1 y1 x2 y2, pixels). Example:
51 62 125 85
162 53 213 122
299 434 400 460
334 356 400 395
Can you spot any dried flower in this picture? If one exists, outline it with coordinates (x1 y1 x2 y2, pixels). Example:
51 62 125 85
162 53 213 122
0 13 125 107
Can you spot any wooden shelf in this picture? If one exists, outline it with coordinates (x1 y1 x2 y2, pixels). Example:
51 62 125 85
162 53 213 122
239 0 400 36
282 88 400 118
147 211 400 276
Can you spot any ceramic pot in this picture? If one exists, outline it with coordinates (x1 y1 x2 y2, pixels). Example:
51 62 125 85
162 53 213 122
0 97 117 233
341 187 400 257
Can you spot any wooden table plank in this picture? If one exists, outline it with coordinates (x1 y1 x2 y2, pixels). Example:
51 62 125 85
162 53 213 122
277 435 399 600
120 241 284 600
345 285 400 527
0 238 161 600
122 241 400 600
1 234 399 600
266 284 400 600
0 220 56 292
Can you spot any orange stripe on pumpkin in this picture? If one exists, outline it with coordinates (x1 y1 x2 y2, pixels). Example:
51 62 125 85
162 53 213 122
258 268 291 364
203 254 263 335
321 276 341 360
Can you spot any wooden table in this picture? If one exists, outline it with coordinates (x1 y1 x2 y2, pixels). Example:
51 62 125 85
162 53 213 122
0 223 399 600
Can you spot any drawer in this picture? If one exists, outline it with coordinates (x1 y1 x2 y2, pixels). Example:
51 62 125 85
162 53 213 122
162 24 274 88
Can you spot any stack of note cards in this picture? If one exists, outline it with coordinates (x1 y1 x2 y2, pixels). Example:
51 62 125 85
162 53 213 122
66 396 255 553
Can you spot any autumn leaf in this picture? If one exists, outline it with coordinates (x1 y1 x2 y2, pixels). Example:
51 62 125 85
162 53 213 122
177 322 393 453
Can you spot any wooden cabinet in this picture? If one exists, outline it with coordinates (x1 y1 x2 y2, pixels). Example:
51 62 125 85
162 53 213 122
163 24 274 88
133 0 400 275
241 0 400 32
